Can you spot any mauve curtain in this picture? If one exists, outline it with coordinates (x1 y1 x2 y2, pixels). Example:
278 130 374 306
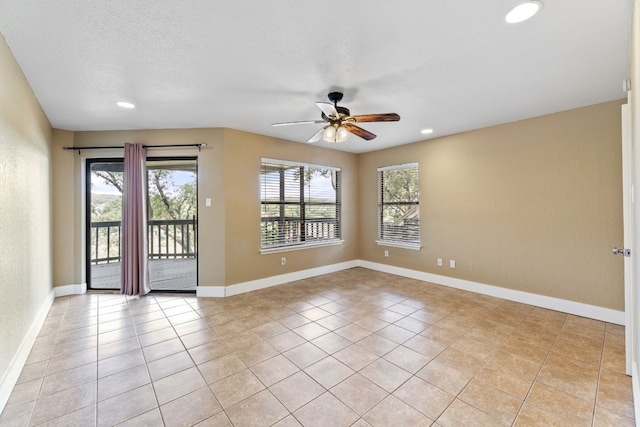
121 143 150 296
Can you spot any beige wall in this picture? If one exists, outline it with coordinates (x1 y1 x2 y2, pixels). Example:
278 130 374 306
0 33 53 384
223 129 358 285
359 100 625 310
54 128 358 288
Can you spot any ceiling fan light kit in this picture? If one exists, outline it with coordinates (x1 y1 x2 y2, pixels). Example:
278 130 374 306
273 91 400 144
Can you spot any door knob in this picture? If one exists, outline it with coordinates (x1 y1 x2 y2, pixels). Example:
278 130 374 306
613 247 631 256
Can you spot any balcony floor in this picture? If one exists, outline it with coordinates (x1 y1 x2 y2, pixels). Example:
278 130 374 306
90 258 197 291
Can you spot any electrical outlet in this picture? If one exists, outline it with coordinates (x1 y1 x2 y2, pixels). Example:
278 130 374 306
437 258 443 267
384 250 389 257
281 257 286 266
450 260 456 268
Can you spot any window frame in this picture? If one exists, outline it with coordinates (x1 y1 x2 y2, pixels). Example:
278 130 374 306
376 162 421 250
260 158 343 253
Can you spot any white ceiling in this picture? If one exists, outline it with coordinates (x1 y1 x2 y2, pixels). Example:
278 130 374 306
0 1 633 153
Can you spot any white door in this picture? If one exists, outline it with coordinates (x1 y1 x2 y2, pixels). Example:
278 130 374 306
622 100 634 376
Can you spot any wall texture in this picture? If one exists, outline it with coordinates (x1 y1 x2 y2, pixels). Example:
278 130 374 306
359 100 625 310
0 33 53 388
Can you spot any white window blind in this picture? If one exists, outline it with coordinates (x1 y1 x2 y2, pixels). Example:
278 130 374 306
378 163 420 246
261 159 341 249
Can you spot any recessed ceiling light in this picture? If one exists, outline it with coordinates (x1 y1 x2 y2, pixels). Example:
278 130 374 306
421 128 434 135
506 1 542 24
116 101 136 109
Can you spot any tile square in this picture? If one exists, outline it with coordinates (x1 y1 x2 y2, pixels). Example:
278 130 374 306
198 353 246 384
335 324 373 342
225 389 289 427
360 358 412 392
330 373 388 416
393 376 454 420
210 369 265 409
267 330 307 352
251 354 299 386
270 371 325 412
293 322 330 340
283 342 328 368
304 356 354 389
31 381 96 426
147 350 195 381
234 341 279 367
188 340 232 365
159 386 222 427
364 395 431 426
293 392 359 427
311 332 352 354
98 364 150 401
315 315 351 331
383 345 430 373
333 344 379 371
356 334 398 357
153 366 207 405
376 324 416 344
459 380 522 425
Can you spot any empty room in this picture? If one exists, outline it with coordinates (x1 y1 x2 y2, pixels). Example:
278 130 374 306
0 1 638 426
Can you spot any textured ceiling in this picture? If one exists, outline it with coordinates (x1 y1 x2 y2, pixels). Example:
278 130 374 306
0 1 633 153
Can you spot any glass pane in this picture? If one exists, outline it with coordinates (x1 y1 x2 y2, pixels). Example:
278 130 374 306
147 159 198 291
381 204 420 243
382 168 419 203
89 161 124 290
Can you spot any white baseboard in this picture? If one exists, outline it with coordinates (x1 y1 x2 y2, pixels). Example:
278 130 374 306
196 285 226 298
0 289 55 414
54 283 86 297
358 260 625 325
196 260 359 298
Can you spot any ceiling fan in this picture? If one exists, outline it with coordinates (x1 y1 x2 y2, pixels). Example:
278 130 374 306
272 92 400 143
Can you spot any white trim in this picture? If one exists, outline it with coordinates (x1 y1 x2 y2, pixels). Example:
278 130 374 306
0 289 55 414
358 260 626 325
633 361 640 423
261 157 341 172
196 260 358 298
375 240 421 251
377 162 418 171
54 283 87 297
196 285 226 298
260 240 344 255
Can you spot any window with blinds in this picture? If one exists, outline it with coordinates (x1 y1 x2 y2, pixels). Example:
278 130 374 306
261 159 341 250
377 163 420 247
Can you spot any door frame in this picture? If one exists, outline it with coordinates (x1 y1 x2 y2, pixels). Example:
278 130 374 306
85 156 199 291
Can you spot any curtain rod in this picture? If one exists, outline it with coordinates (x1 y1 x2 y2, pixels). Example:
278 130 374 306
63 143 207 154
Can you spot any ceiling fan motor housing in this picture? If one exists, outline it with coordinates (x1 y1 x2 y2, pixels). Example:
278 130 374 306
321 106 350 122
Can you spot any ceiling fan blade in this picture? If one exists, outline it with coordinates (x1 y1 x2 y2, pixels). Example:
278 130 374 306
316 102 339 119
272 120 325 127
308 127 325 143
350 113 400 123
344 123 376 141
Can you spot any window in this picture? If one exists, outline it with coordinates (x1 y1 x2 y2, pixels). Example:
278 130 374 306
377 162 420 248
261 159 341 251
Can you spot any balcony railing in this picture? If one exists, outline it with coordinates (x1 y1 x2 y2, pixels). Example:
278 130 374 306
90 219 196 265
261 216 339 247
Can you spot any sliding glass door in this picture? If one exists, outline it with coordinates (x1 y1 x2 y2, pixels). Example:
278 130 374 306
87 157 198 291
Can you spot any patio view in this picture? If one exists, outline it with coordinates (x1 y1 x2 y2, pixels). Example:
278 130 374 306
89 159 198 291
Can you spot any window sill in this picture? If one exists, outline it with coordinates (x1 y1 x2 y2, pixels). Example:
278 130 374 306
375 240 422 251
260 240 344 255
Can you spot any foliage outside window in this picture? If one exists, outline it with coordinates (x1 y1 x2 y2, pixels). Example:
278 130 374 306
377 162 420 247
261 159 341 250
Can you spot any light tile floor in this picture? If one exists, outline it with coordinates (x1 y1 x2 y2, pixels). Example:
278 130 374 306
0 268 634 426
